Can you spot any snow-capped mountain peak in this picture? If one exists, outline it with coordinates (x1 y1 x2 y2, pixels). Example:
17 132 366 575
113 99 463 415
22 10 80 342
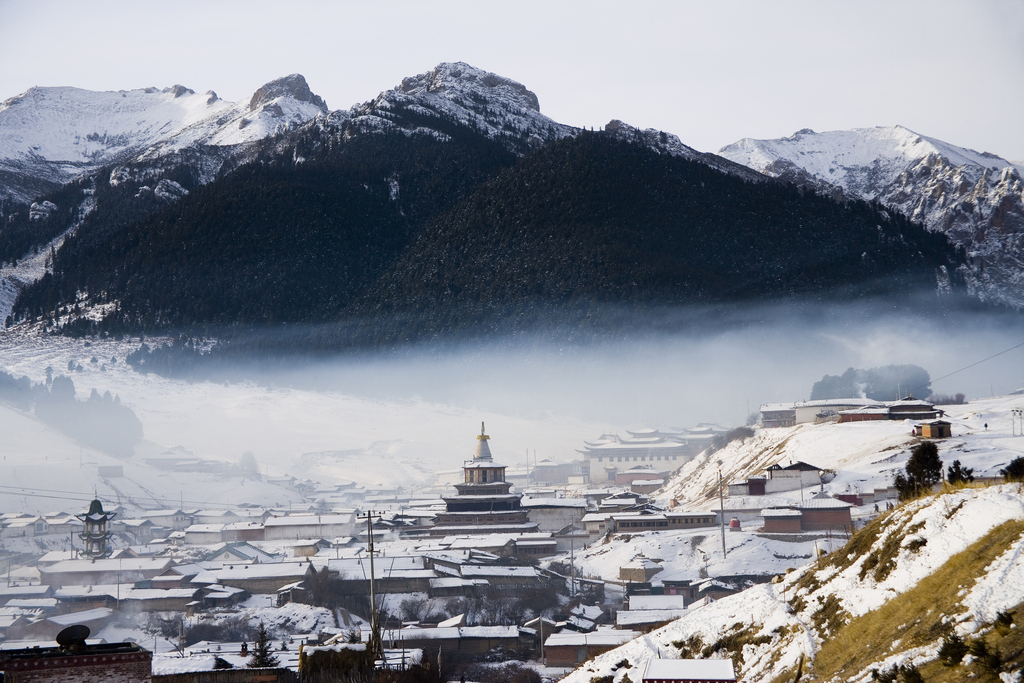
333 61 576 152
248 73 328 113
0 75 330 203
396 61 541 113
719 125 1024 308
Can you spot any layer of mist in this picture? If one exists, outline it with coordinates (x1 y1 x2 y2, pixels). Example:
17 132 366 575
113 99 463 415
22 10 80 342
139 299 1024 428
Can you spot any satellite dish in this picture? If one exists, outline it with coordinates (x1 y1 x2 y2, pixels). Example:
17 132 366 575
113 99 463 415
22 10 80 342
56 624 90 648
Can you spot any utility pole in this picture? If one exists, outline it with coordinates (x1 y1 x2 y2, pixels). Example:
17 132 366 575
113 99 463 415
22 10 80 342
718 462 727 559
539 614 545 664
359 510 384 662
569 524 575 598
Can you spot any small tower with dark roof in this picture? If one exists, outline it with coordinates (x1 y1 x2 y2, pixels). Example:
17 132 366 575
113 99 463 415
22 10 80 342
433 422 538 534
76 498 115 559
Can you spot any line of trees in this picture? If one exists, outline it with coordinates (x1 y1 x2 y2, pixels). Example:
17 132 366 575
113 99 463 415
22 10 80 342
0 369 143 457
894 442 1024 500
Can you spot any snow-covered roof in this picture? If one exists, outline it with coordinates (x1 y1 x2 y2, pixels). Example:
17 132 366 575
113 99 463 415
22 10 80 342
48 607 112 625
642 658 736 681
520 497 587 508
429 577 475 588
544 630 640 647
265 513 353 526
205 563 310 580
762 398 884 411
582 513 614 522
460 566 538 578
616 609 689 626
627 594 688 610
379 626 518 641
0 585 51 598
38 558 173 574
799 493 853 510
761 508 802 517
839 407 890 415
621 556 662 569
5 598 56 609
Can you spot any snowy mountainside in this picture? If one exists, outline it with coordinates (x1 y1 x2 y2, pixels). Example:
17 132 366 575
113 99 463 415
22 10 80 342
604 119 765 182
559 485 1024 683
0 74 328 203
719 126 1024 308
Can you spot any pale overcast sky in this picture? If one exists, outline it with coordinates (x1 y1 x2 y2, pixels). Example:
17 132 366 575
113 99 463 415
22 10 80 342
1 0 1022 159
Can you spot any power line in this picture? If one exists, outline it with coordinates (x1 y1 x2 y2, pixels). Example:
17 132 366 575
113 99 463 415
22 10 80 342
916 339 1024 393
0 484 259 508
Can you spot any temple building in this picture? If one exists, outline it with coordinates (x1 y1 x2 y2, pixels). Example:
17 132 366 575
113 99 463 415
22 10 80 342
431 423 539 535
579 427 719 484
76 498 115 559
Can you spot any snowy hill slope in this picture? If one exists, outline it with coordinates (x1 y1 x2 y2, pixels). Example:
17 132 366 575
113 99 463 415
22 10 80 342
719 126 1024 308
0 74 328 203
556 396 1024 598
660 394 1024 513
559 485 1024 683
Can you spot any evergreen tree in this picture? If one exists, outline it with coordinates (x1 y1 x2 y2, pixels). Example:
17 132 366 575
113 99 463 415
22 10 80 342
894 442 943 500
247 622 279 668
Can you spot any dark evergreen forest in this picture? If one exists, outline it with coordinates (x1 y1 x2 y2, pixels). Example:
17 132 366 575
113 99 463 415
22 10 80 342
10 127 965 358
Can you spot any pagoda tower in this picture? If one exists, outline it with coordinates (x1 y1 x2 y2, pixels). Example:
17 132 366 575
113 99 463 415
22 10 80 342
76 498 116 559
433 423 537 534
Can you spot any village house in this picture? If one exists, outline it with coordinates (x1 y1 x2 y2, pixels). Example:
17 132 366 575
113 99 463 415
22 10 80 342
221 520 266 542
201 541 278 564
375 625 522 657
615 464 671 486
183 523 226 545
141 509 192 530
799 492 854 530
520 496 587 533
615 608 689 633
728 461 824 496
761 507 802 533
579 432 695 484
264 512 355 540
914 419 952 438
0 516 48 538
760 493 853 532
191 509 240 525
38 557 175 587
192 562 311 594
619 555 663 583
543 629 641 666
887 397 944 421
761 398 883 427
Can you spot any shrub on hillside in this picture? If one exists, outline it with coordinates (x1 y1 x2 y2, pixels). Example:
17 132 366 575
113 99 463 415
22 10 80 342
1001 457 1024 482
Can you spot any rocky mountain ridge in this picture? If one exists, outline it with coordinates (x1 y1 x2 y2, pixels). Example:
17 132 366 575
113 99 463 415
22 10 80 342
719 126 1024 308
0 74 328 204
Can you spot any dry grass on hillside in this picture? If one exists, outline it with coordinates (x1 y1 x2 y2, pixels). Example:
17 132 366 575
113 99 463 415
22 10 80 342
806 518 1024 683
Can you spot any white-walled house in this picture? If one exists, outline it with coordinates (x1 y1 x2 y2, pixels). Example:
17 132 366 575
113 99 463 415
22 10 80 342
263 512 355 540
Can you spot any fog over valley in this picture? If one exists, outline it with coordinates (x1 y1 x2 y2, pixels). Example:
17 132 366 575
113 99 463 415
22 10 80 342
1 301 1021 513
